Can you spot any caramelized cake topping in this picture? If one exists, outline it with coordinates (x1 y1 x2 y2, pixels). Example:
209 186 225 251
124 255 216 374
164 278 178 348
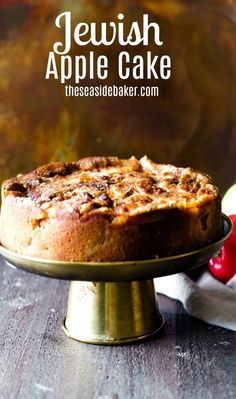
2 156 219 224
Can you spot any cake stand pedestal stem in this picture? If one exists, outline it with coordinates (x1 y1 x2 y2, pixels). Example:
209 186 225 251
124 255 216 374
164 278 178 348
63 279 164 345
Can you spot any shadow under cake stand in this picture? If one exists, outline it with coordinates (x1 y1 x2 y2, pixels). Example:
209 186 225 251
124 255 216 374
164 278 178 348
0 214 232 345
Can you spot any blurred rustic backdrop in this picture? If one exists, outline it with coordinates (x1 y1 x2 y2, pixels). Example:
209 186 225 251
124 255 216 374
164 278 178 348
0 0 236 193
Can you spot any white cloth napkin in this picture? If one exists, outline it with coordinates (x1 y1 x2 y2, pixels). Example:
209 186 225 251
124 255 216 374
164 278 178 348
154 271 236 331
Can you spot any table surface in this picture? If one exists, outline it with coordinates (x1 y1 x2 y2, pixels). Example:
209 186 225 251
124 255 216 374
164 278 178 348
0 258 235 399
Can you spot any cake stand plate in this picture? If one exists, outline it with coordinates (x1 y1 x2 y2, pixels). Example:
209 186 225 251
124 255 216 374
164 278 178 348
0 214 232 345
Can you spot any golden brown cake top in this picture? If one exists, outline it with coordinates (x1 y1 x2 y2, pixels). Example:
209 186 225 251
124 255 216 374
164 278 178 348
2 156 219 224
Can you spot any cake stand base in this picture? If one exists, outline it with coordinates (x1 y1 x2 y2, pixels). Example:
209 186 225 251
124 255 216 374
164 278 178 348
63 280 164 345
0 215 231 345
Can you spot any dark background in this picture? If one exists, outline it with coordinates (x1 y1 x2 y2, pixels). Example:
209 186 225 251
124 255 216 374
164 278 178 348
0 0 236 193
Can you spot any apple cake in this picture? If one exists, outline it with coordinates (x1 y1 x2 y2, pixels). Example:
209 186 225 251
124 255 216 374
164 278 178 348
0 156 221 261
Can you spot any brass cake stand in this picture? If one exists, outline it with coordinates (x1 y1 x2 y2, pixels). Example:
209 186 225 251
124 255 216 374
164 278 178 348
0 214 232 345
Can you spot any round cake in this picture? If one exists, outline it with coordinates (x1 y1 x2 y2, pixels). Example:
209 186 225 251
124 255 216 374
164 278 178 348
0 156 221 261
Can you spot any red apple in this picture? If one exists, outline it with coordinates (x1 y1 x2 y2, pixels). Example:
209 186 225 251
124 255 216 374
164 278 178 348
208 215 236 283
